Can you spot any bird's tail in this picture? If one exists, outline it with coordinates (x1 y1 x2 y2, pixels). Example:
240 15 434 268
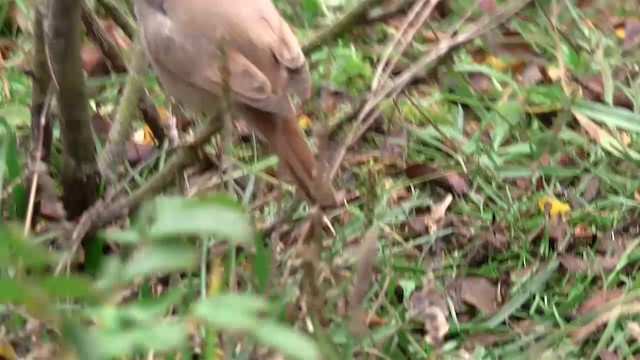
242 108 335 207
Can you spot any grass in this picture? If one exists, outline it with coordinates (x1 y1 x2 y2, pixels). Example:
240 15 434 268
2 0 640 359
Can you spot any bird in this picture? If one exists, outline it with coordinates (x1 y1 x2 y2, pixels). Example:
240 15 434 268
133 0 336 206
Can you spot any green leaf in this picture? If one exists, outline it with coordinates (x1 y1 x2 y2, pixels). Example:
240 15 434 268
0 103 30 129
192 293 271 330
38 274 97 300
123 242 198 281
0 278 30 303
94 320 188 358
0 274 97 302
0 118 26 218
143 194 254 244
61 318 102 360
252 232 271 295
572 100 640 133
192 293 319 360
0 224 54 270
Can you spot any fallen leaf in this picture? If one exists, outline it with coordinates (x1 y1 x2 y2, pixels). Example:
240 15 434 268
0 338 16 360
405 163 468 195
538 195 571 216
579 75 633 109
548 214 569 247
622 19 640 50
559 254 619 274
407 284 449 346
582 175 600 203
408 194 453 235
448 276 499 316
573 223 594 242
599 350 620 360
364 312 386 327
379 128 408 166
82 44 109 76
126 142 154 165
520 64 546 85
298 113 312 131
627 321 640 344
479 0 497 13
576 289 624 317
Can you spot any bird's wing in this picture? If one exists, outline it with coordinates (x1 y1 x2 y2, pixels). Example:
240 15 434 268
136 0 296 116
247 5 312 101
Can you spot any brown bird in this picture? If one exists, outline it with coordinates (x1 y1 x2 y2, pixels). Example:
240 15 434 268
134 0 336 206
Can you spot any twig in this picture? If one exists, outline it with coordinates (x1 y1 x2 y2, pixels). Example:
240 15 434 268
45 0 100 219
96 0 136 39
347 226 379 337
26 5 53 223
327 0 534 181
98 41 149 181
24 91 52 236
80 1 166 143
302 0 384 54
366 0 414 23
56 122 223 274
371 0 441 90
81 0 127 72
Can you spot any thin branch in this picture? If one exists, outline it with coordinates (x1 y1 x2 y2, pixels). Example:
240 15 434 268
327 0 534 181
302 0 385 54
98 41 149 181
56 121 223 273
26 5 53 225
44 0 99 219
96 0 136 39
81 0 127 73
80 1 166 144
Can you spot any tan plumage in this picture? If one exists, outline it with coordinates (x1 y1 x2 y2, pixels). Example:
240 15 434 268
134 0 335 206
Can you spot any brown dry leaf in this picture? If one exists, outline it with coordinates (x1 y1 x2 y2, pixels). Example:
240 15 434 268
573 223 594 243
0 338 16 360
582 175 600 203
479 0 497 13
467 72 495 94
379 128 408 166
406 284 449 346
364 312 386 327
317 86 353 114
559 254 619 274
405 163 469 195
461 332 506 351
448 276 499 316
82 44 108 76
599 350 620 360
580 75 633 109
576 289 624 317
548 215 569 247
90 113 112 136
622 19 640 50
408 194 453 235
519 64 546 86
627 321 640 344
126 142 154 165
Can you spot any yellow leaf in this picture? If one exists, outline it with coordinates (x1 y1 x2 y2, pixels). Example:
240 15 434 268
157 106 170 124
132 128 146 143
484 56 509 72
538 196 570 216
0 339 16 360
208 261 224 296
615 27 625 39
298 114 312 130
131 125 155 145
